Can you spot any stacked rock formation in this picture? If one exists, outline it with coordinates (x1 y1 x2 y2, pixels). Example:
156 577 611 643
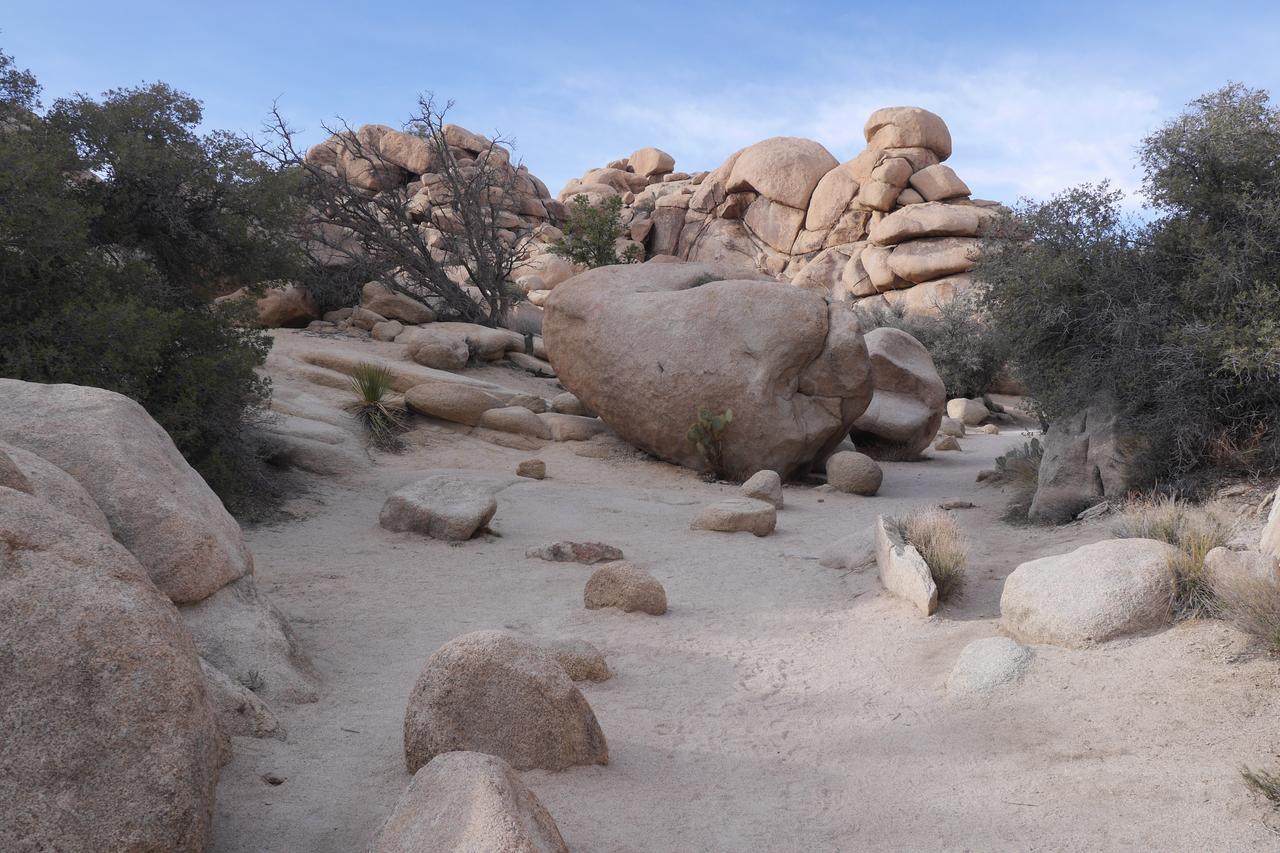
555 107 1002 316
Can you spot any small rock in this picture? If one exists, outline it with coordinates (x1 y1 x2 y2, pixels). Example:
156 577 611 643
584 561 667 615
379 474 499 540
939 500 976 510
938 416 965 437
934 435 961 452
740 470 783 508
818 531 875 570
1074 501 1113 521
946 398 989 426
826 451 883 496
527 541 624 565
945 637 1032 702
873 515 938 615
691 497 777 537
371 320 404 342
551 392 591 417
543 638 611 682
516 459 546 480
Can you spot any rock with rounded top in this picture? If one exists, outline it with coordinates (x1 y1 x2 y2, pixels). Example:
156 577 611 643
805 164 859 231
740 469 783 508
874 514 938 615
199 658 285 741
516 458 546 480
403 630 608 772
1205 546 1278 589
551 391 590 416
934 435 961 451
979 424 1001 435
0 440 110 531
404 380 507 426
850 328 946 457
377 129 436 174
538 412 607 442
0 379 252 605
909 163 970 201
379 474 499 540
727 136 839 209
888 237 981 283
584 561 668 615
939 416 966 437
880 274 975 318
864 107 953 160
350 306 388 331
361 281 435 324
371 320 404 341
945 637 1032 702
478 406 552 440
543 263 874 480
826 451 883 496
373 751 569 853
630 146 675 177
947 398 989 426
870 201 998 246
691 497 777 537
544 638 611 682
404 328 470 371
0 490 222 852
527 541 624 565
1000 538 1177 647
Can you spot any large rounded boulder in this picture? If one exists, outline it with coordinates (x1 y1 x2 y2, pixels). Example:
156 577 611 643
403 631 608 773
0 488 223 852
849 328 946 457
543 263 874 480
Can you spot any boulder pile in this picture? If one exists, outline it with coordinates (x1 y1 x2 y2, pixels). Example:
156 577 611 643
555 107 1002 316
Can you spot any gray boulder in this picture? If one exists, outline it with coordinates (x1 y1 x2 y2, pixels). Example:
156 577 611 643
1029 398 1143 523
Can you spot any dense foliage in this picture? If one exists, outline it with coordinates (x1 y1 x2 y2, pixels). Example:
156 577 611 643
550 194 641 268
977 84 1280 487
0 49 301 511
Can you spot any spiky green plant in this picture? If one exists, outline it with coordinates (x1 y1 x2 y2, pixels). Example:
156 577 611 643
686 407 733 478
347 362 407 451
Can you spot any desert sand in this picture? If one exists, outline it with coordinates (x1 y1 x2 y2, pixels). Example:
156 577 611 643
210 332 1280 851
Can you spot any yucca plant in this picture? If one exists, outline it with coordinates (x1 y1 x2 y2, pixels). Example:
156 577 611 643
347 362 407 451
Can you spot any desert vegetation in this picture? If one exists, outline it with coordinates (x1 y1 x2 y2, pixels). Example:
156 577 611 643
1114 496 1234 616
893 507 968 602
550 194 641 268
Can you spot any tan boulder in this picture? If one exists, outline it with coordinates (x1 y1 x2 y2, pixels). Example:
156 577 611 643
630 146 675 177
0 440 110 531
740 469 784 509
874 514 938 615
864 107 953 160
403 328 470 371
520 253 580 288
545 638 611 682
542 263 874 480
826 451 883 495
0 380 251 605
881 273 975 317
403 631 608 772
373 752 569 853
361 282 435 325
727 136 838 209
887 237 981 283
538 412 607 442
870 202 998 246
691 497 778 537
0 490 222 852
478 406 553 440
378 129 436 174
897 187 925 205
934 435 961 451
909 163 970 201
371 320 404 341
850 328 946 457
805 164 859 231
861 245 913 292
379 473 500 540
404 380 508 425
253 284 319 328
947 398 990 426
743 196 807 253
516 458 546 479
584 561 668 615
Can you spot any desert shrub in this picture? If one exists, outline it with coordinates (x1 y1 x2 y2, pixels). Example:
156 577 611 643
346 363 406 451
894 507 968 602
1241 766 1280 807
550 194 642 268
977 84 1280 491
860 293 1008 399
0 49 300 513
1214 568 1280 654
686 407 733 478
989 437 1044 522
1113 496 1234 616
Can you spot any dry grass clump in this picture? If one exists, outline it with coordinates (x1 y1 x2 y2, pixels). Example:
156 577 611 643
1113 496 1234 617
1214 569 1280 654
991 437 1043 523
347 362 407 451
895 507 968 603
1241 765 1280 807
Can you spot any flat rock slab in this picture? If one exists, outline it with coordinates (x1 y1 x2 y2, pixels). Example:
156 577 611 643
874 515 938 615
691 497 777 537
380 473 503 540
527 541 625 565
945 637 1032 703
1000 538 1176 647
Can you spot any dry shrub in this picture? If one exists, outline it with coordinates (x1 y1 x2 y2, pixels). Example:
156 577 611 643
1114 496 1235 616
896 508 968 602
1241 765 1280 807
991 437 1043 523
1214 569 1280 655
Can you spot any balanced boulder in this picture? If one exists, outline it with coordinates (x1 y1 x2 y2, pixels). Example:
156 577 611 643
544 262 874 480
850 328 945 457
403 631 608 772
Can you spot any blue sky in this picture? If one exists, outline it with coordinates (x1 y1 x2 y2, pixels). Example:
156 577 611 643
5 1 1280 206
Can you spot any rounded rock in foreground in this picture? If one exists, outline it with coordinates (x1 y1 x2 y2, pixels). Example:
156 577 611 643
740 469 784 508
826 451 883 496
403 631 608 773
584 561 668 615
691 497 777 537
373 751 568 853
945 637 1032 703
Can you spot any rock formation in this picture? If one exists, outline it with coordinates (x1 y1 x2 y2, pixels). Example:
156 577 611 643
849 328 947 457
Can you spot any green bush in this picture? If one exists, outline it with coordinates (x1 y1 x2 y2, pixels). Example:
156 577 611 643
550 194 641 268
686 407 733 479
0 49 301 514
976 83 1280 490
860 293 1007 399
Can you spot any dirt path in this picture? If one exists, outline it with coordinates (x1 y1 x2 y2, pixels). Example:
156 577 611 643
211 350 1280 851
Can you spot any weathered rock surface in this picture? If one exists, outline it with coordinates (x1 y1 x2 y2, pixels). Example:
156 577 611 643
0 439 110 531
544 638 611 682
850 328 946 457
1029 399 1143 524
373 751 569 853
874 515 938 615
826 451 883 496
200 658 286 741
516 458 546 479
0 379 251 605
934 435 961 451
404 380 508 426
361 281 435 324
740 469 784 508
527 541 624 565
1260 485 1280 559
938 416 965 437
584 561 668 615
691 496 778 537
1000 538 1176 647
403 631 608 772
945 637 1032 702
544 263 873 479
0 489 222 852
946 397 988 426
380 473 501 540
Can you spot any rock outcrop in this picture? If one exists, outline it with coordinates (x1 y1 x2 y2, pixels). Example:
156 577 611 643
849 328 946 457
544 262 873 480
1029 399 1144 524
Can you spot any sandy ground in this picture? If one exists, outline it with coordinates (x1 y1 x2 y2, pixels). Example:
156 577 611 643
212 331 1280 852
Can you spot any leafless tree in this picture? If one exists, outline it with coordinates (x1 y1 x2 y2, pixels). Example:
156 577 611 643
254 94 536 326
